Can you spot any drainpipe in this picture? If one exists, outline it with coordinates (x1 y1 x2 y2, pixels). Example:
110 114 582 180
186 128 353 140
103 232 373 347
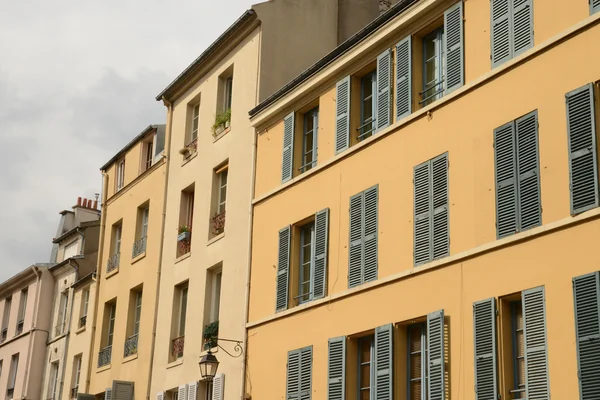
145 98 173 400
22 265 42 399
57 259 80 400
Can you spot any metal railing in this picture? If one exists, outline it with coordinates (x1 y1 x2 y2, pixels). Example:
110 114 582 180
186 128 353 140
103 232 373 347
71 386 78 399
357 118 376 141
107 252 120 273
177 232 192 258
132 236 147 258
211 210 226 236
98 345 112 367
171 336 185 359
55 322 66 337
419 79 445 106
123 334 139 357
79 315 87 329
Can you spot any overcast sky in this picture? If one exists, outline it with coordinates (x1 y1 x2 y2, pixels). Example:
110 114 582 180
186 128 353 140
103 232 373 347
0 0 254 281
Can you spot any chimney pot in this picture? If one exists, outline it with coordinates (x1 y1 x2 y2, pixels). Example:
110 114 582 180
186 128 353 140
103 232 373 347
93 200 98 210
77 197 82 206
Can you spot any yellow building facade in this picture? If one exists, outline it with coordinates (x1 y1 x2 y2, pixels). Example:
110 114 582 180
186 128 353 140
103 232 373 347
247 1 600 400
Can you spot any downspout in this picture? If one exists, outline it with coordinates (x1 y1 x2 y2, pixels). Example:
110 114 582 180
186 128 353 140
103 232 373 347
22 265 42 399
145 97 173 400
57 259 80 400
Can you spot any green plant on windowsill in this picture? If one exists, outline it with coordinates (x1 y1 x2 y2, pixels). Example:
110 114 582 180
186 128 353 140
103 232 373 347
178 225 191 234
203 320 219 350
211 109 231 137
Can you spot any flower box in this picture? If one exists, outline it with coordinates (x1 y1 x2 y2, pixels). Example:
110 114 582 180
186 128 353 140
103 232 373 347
177 231 191 242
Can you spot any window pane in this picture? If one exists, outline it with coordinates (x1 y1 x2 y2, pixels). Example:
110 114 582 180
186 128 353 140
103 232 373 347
359 339 371 364
410 381 422 400
409 326 422 352
360 390 371 400
360 364 371 387
410 353 422 378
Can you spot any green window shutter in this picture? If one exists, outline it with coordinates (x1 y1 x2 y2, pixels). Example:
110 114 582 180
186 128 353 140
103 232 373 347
282 112 295 183
515 111 541 231
494 121 518 238
432 154 449 260
512 0 533 57
335 76 351 154
327 337 346 400
313 208 330 299
105 388 113 400
112 381 134 400
300 346 313 400
363 185 378 283
395 36 412 120
491 0 511 67
593 0 600 14
427 310 446 400
348 192 364 288
276 226 291 312
376 50 392 132
566 84 598 215
572 272 600 400
414 161 431 265
287 350 301 400
522 287 550 400
473 298 498 400
374 324 393 400
444 1 464 94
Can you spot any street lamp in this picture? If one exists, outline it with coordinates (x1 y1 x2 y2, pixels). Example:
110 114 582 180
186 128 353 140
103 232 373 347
198 351 220 380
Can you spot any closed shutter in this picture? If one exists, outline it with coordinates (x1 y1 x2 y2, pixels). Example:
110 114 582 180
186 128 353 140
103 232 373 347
282 112 295 183
494 121 518 238
287 350 301 400
212 374 224 400
77 395 95 400
188 381 198 400
432 154 449 260
522 287 549 400
593 0 600 15
155 393 164 400
335 76 351 154
276 226 291 312
178 385 188 400
105 388 112 400
300 347 313 400
473 298 498 400
395 36 412 121
512 0 533 57
572 272 600 400
363 185 378 283
515 111 541 231
375 324 393 400
414 161 431 265
348 193 364 288
112 381 134 400
566 84 598 215
444 1 464 94
427 310 446 400
313 209 330 299
376 50 392 132
327 337 346 400
491 0 511 67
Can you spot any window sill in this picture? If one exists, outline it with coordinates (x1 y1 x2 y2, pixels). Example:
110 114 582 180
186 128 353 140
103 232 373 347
97 364 111 373
132 252 146 264
76 326 86 335
105 268 119 280
175 252 191 264
213 127 231 143
123 353 138 364
207 232 225 246
182 151 198 167
166 358 184 369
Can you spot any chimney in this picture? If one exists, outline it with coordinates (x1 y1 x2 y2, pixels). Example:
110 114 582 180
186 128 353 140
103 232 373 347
93 200 98 210
77 197 82 207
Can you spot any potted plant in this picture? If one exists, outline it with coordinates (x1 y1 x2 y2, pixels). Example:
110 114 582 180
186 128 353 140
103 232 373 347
203 320 219 350
211 109 231 137
177 225 191 242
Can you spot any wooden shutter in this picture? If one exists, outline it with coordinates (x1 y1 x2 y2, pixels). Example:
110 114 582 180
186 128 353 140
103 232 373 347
512 0 533 57
300 347 313 400
375 324 393 400
573 272 600 400
427 310 446 400
566 84 598 215
444 1 464 94
363 186 378 283
491 0 511 67
395 36 412 121
473 298 498 400
432 154 449 260
313 209 330 299
105 388 112 400
335 76 351 154
593 0 600 15
515 111 541 231
276 226 291 312
522 287 549 400
494 121 518 238
77 395 95 400
327 337 346 400
112 381 134 400
414 161 431 265
376 50 392 132
212 374 224 400
282 112 295 183
188 381 198 400
155 393 164 400
178 385 188 400
287 350 300 400
348 192 364 288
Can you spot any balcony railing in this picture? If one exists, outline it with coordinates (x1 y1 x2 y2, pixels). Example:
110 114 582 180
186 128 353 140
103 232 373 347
177 231 191 258
98 345 112 367
185 138 198 159
211 210 226 236
16 320 23 335
79 315 87 329
55 322 66 337
123 334 139 357
1 327 7 342
132 236 147 258
71 386 78 399
171 336 185 359
107 252 120 273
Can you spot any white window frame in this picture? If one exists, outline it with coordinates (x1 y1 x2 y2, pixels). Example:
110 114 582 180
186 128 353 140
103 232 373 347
48 361 59 399
81 288 90 318
223 76 233 112
114 224 122 255
116 159 125 191
217 167 228 214
107 303 116 346
63 240 79 260
133 291 142 336
190 103 200 142
298 222 316 304
141 207 149 239
178 286 188 337
209 270 222 323
17 289 27 323
8 354 18 391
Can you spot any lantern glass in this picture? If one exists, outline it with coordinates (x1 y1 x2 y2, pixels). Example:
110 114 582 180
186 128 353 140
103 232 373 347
199 351 219 379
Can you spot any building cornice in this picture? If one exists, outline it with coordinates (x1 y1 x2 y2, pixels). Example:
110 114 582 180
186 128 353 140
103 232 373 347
0 265 51 298
100 125 164 171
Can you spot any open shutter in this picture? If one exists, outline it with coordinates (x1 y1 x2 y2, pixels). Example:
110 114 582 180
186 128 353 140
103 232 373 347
376 50 392 132
566 84 598 215
287 350 300 400
432 154 449 260
573 272 600 400
512 0 533 57
414 161 431 265
363 186 378 282
112 381 134 400
188 381 198 400
276 226 291 312
335 76 351 154
105 389 113 400
77 395 95 400
494 121 518 238
178 385 188 400
395 36 412 120
327 337 346 400
427 310 446 400
473 299 498 400
522 287 549 400
444 1 464 94
212 374 224 400
282 112 295 183
155 393 164 400
491 0 511 67
515 111 541 231
313 209 330 299
593 0 600 14
375 324 393 400
348 192 364 288
300 347 313 400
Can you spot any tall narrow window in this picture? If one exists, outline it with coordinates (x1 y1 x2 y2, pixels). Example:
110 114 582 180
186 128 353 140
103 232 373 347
190 103 200 142
16 289 27 335
125 290 142 357
298 222 315 304
56 291 68 336
116 159 125 191
408 323 427 400
7 354 19 399
63 240 79 260
177 187 194 257
108 222 122 273
2 297 11 342
510 301 526 399
421 27 445 106
98 302 116 367
142 137 154 172
301 108 319 172
72 355 82 397
153 126 166 164
204 266 222 332
218 167 228 214
211 165 228 237
224 76 233 112
359 71 376 141
172 283 188 360
133 205 149 258
358 336 375 400
348 186 379 288
79 288 89 329
48 361 59 400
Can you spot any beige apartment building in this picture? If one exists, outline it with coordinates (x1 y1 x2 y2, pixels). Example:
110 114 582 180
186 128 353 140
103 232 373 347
150 1 390 399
